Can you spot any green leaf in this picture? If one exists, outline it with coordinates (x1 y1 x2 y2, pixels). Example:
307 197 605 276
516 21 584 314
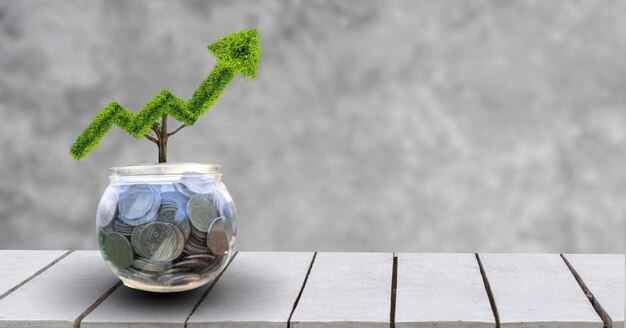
69 28 260 160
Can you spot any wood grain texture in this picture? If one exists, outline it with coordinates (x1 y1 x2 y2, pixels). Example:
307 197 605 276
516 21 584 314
290 252 393 328
187 252 314 328
0 250 67 298
395 253 496 328
0 251 119 328
479 253 603 328
564 254 625 328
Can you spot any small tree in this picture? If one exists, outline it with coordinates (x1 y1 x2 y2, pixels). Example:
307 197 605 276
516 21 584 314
70 28 260 163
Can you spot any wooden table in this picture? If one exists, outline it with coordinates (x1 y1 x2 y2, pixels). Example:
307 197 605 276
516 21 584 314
0 251 623 328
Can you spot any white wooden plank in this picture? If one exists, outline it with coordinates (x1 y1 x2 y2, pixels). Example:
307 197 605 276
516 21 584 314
479 253 603 328
0 250 67 298
564 254 625 328
81 283 206 328
187 252 314 328
0 251 119 328
290 252 392 328
395 253 495 328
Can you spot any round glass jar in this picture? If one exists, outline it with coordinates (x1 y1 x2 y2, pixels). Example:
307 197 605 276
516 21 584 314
96 163 236 292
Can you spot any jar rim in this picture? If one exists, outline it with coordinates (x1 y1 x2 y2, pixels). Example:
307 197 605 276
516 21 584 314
110 163 221 176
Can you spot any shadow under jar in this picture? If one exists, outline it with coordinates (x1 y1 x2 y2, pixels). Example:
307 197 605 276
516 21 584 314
96 163 237 292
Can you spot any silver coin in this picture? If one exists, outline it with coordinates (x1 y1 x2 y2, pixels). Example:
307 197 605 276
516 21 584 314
156 183 176 193
218 201 237 235
123 267 157 281
160 192 189 209
184 254 216 262
137 188 161 223
187 194 217 232
132 257 171 272
163 273 201 285
172 259 207 270
113 219 134 236
207 217 231 256
191 226 207 241
131 225 147 257
138 222 185 262
174 182 196 198
180 174 216 194
211 185 237 235
118 185 160 225
103 232 134 269
160 268 189 276
195 255 225 274
97 187 119 227
157 208 191 239
184 237 209 255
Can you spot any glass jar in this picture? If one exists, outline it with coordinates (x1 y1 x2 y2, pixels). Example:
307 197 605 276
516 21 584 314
96 163 237 292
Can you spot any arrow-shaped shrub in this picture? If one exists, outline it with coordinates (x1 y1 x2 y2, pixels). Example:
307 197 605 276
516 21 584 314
70 28 260 163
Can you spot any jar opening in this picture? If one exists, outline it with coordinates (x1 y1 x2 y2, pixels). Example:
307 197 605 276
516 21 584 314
110 163 220 176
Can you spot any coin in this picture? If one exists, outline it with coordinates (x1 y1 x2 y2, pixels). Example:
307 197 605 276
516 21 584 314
131 224 147 257
172 259 208 270
113 218 134 236
211 185 237 235
157 208 191 239
97 187 119 227
180 174 216 194
218 200 237 235
187 194 217 232
195 255 224 274
207 217 231 256
191 225 207 240
123 267 157 281
132 257 171 272
184 233 210 255
174 182 196 198
162 273 201 285
118 185 160 226
184 254 216 261
161 191 189 204
103 232 134 269
137 222 185 262
160 268 189 276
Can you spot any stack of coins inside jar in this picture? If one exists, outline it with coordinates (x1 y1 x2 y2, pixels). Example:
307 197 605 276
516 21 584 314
96 172 236 290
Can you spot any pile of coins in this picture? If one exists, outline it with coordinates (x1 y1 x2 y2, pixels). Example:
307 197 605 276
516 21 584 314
97 179 235 287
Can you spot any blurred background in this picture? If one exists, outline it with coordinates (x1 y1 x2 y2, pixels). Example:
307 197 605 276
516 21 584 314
0 0 624 253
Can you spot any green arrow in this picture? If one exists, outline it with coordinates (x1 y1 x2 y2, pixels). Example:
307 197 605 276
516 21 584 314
70 28 259 160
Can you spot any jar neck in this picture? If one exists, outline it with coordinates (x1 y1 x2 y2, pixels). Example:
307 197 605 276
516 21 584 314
108 163 222 183
109 173 222 184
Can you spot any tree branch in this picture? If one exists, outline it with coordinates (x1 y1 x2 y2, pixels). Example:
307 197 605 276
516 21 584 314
168 124 187 137
151 125 161 141
144 134 159 145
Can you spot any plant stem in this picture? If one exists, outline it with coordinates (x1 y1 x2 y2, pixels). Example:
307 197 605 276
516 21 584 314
158 114 168 163
144 133 158 144
168 124 187 137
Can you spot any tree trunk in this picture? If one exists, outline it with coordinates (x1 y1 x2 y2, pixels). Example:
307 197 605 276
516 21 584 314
158 142 167 163
158 114 168 163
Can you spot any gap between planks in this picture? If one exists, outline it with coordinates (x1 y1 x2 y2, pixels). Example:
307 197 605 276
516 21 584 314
475 253 500 328
560 254 614 328
390 252 398 328
74 280 123 328
288 252 318 328
183 251 239 328
0 250 73 302
392 253 496 328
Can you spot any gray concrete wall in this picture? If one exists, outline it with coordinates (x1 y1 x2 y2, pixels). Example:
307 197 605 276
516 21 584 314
0 0 624 252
